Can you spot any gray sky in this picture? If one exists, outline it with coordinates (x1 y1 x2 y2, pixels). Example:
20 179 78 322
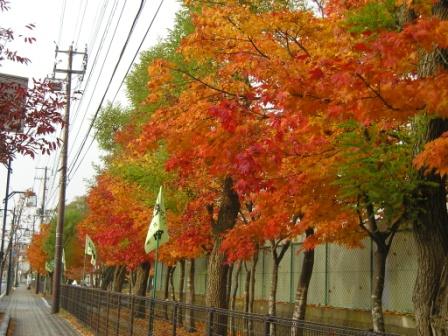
0 0 181 230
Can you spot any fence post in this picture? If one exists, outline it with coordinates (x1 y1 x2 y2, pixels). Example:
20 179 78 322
206 309 214 336
96 290 101 335
147 299 155 336
116 295 121 336
264 315 272 336
129 295 135 336
172 302 178 336
105 291 111 336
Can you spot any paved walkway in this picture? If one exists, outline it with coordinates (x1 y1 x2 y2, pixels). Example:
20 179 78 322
0 285 79 336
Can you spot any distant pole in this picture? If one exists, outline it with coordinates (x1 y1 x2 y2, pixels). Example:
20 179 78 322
34 166 47 294
0 159 12 295
148 230 163 336
39 167 48 226
52 45 73 314
152 231 163 299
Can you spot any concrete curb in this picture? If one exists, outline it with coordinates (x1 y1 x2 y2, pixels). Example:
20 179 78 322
0 312 10 336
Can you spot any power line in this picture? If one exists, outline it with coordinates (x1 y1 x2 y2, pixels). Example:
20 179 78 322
41 3 111 211
111 0 166 103
87 1 109 55
67 0 148 177
69 0 166 183
43 1 118 204
46 0 137 206
70 0 118 129
69 0 123 158
57 0 67 46
73 0 88 48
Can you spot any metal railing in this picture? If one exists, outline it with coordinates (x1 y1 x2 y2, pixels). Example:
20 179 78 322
60 285 396 336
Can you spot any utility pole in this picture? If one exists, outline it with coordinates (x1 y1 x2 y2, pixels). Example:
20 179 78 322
52 45 87 314
34 167 47 294
35 167 48 228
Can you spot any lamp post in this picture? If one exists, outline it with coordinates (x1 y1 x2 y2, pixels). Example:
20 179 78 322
0 159 12 294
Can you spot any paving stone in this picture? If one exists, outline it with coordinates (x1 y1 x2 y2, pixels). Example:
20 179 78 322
0 286 79 336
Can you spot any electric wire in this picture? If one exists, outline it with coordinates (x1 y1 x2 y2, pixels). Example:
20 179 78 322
57 0 67 46
68 0 166 183
72 0 86 45
74 0 88 48
69 0 118 131
40 0 67 176
66 0 147 177
68 0 123 158
87 1 108 55
46 0 137 206
40 2 107 210
111 0 166 103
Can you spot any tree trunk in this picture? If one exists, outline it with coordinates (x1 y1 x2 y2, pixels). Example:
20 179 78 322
244 262 251 313
248 251 258 336
134 262 150 318
269 260 279 336
227 263 234 307
134 262 151 296
371 245 388 332
243 262 251 336
205 176 240 336
291 229 315 336
100 266 115 290
148 274 153 296
269 242 290 336
431 259 448 334
164 266 172 320
164 266 171 299
112 265 126 292
35 273 40 294
230 261 242 336
413 118 448 336
169 266 176 301
49 273 53 294
206 236 230 335
412 1 448 334
185 258 196 333
178 259 186 326
90 273 95 288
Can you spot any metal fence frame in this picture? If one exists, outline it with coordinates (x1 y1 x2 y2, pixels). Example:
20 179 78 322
159 232 416 314
60 285 397 336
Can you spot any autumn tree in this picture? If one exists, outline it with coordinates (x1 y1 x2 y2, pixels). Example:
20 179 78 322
0 1 63 163
79 173 153 291
333 122 419 331
172 1 448 334
28 223 50 275
42 197 87 281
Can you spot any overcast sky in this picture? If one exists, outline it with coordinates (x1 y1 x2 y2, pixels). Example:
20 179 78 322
0 0 181 230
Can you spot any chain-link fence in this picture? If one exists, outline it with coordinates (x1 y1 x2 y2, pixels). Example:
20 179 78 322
157 231 416 314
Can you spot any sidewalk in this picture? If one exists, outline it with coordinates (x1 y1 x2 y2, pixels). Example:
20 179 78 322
0 285 79 335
